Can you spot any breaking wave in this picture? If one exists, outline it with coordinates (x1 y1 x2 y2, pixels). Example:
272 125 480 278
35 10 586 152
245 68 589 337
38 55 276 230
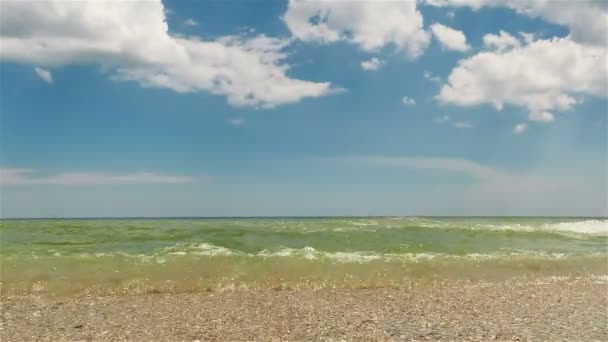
54 243 602 264
402 218 608 236
262 218 608 237
541 220 608 235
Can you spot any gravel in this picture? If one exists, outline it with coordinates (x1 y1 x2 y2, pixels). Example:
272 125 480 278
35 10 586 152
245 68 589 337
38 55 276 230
1 277 607 341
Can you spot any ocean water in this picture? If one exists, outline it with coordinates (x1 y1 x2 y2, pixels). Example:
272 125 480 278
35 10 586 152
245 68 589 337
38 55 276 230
1 217 607 295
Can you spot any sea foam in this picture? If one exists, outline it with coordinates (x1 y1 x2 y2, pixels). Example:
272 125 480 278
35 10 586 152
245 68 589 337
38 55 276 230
544 219 608 235
451 219 608 236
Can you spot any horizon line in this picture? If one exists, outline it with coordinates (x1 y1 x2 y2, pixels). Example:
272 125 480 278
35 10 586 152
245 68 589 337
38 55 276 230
1 215 605 220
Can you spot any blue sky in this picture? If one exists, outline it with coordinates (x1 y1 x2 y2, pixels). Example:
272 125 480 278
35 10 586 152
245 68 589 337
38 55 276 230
0 0 606 217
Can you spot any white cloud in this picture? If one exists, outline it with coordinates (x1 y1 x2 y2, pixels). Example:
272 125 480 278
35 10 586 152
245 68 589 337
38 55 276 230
432 115 472 128
401 96 416 106
228 118 246 126
183 18 198 27
423 70 441 84
315 156 604 217
433 115 451 124
519 32 534 44
454 121 473 128
528 111 554 123
325 156 585 202
431 1 608 125
425 0 608 45
513 123 527 134
437 37 607 122
34 67 53 83
360 57 384 71
483 31 520 52
326 156 505 180
0 0 336 108
0 169 196 185
283 0 430 58
431 23 470 52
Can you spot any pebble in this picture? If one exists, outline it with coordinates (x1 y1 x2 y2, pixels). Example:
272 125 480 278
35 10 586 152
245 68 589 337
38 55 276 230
1 278 606 341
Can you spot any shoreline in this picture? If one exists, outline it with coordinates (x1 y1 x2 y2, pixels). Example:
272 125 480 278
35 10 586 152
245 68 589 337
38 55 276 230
3 254 606 298
2 277 607 341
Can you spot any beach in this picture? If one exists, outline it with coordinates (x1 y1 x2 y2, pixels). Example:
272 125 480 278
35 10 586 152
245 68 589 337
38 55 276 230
1 217 607 340
2 277 607 341
3 0 608 338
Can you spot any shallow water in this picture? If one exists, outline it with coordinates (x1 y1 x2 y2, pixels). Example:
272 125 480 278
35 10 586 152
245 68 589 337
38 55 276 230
1 217 607 295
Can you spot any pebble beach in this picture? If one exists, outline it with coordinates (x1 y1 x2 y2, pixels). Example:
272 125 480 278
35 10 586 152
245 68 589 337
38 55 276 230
2 277 607 341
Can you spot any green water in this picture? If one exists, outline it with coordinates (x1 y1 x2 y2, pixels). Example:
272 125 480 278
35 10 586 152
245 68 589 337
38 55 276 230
1 217 607 295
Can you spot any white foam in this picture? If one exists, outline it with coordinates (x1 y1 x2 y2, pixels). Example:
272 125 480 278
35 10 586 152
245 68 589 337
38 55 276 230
257 247 382 263
253 247 581 263
177 242 237 256
143 242 241 258
82 243 602 262
258 246 318 260
328 251 382 263
350 220 378 226
443 219 608 236
69 241 606 264
544 220 608 235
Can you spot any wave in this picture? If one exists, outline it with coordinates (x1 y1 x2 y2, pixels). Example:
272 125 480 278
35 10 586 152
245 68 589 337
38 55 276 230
257 247 384 263
461 220 608 236
254 247 584 263
378 218 608 236
258 218 608 237
39 243 602 263
542 220 608 235
163 242 238 256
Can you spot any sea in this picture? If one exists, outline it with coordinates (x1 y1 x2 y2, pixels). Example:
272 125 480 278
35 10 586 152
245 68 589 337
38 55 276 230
1 217 606 296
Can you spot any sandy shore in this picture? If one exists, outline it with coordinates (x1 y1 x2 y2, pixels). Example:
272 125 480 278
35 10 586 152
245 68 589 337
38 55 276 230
1 277 607 341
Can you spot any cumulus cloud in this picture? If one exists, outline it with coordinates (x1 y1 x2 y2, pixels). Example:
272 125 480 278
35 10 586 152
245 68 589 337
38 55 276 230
0 168 195 185
437 37 607 123
34 67 53 83
431 23 470 52
401 96 416 106
0 0 336 108
283 0 430 58
513 123 527 134
429 0 608 125
518 32 535 44
483 31 520 52
360 57 384 71
425 0 608 45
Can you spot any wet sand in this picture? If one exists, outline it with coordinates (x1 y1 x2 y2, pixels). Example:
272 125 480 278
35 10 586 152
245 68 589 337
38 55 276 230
1 277 607 341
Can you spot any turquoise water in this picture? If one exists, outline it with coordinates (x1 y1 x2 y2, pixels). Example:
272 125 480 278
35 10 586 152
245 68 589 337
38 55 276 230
1 217 607 295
